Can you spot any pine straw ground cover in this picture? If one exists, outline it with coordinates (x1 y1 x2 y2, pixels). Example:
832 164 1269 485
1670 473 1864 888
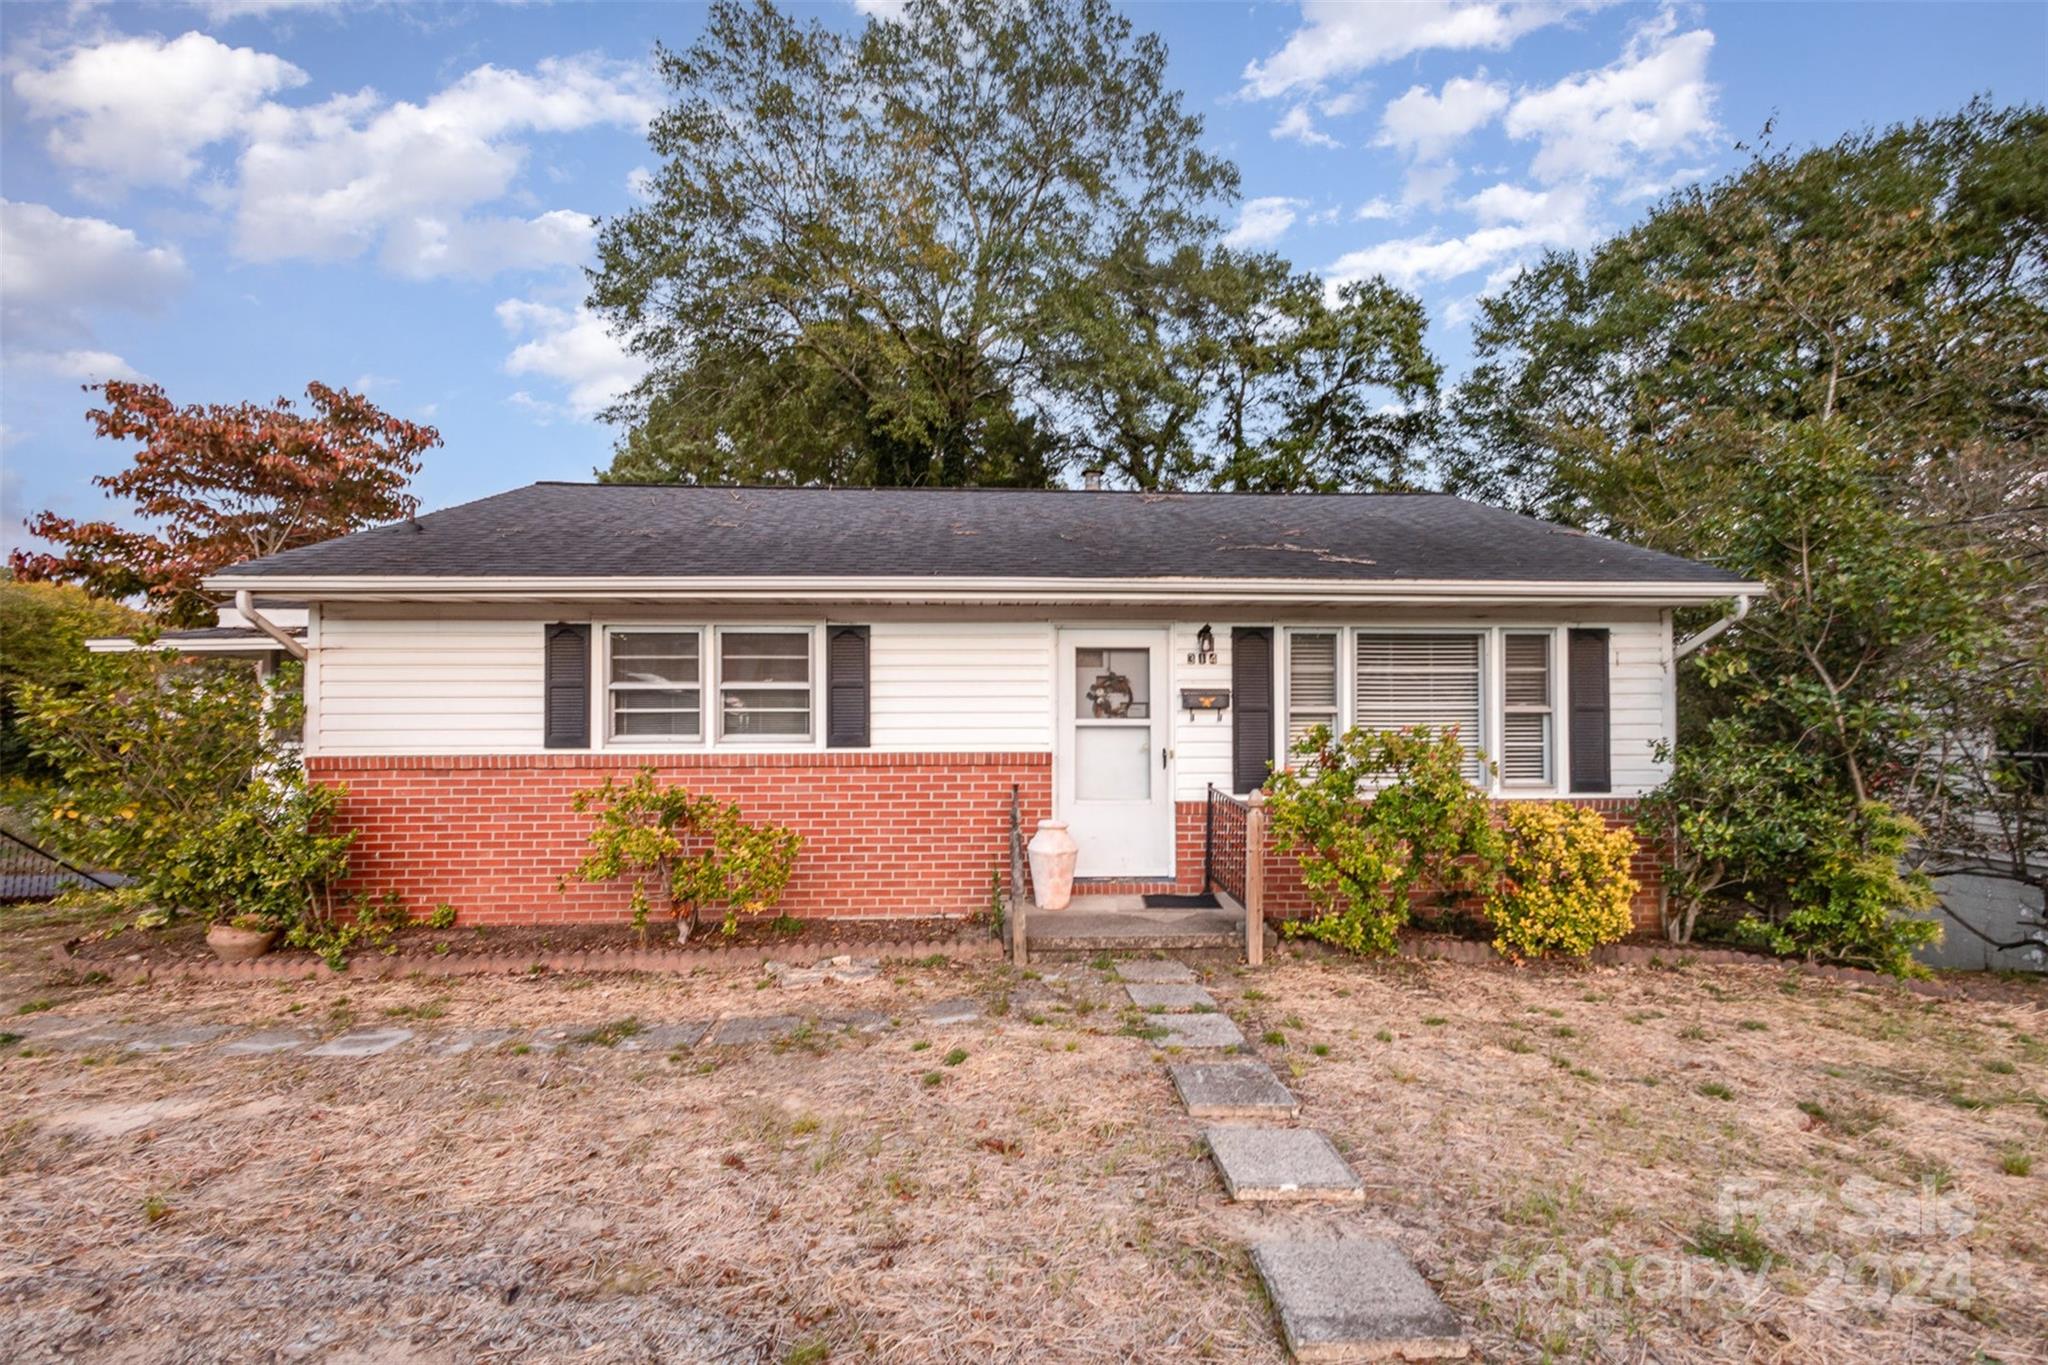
0 949 2039 1362
1214 957 2048 1362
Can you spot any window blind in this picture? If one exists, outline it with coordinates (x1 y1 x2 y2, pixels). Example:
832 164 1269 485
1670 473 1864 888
1500 632 1553 785
1355 633 1485 781
1286 631 1339 755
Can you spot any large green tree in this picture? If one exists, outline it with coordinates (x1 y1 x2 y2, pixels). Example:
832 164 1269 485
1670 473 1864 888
592 0 1438 490
1442 101 2048 959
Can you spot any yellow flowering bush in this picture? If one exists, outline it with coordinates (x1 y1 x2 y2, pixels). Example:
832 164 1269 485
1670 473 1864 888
1488 803 1639 958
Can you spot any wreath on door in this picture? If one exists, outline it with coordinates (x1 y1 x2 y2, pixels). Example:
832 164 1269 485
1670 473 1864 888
1086 670 1136 718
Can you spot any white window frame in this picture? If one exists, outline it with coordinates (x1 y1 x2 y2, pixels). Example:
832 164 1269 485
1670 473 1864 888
603 626 706 746
1281 628 1343 767
1498 630 1557 789
714 625 817 745
1349 626 1490 785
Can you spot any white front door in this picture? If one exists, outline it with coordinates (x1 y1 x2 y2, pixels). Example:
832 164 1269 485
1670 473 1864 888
1056 628 1173 879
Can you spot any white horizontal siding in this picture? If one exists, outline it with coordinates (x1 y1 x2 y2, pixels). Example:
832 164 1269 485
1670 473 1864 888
1171 621 1235 802
314 614 543 755
1608 617 1673 795
868 622 1052 752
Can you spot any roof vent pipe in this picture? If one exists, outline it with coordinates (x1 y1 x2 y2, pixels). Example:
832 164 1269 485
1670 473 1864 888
1081 468 1103 491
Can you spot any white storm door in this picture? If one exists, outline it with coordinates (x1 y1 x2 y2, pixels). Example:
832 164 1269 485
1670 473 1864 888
1056 629 1173 879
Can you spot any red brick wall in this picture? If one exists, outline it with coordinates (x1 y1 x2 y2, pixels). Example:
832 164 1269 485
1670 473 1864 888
308 753 1051 926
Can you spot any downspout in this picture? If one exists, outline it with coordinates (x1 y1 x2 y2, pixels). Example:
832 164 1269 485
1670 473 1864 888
236 590 308 661
1673 593 1753 661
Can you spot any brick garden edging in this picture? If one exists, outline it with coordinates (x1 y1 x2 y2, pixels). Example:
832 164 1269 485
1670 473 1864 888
53 934 1003 986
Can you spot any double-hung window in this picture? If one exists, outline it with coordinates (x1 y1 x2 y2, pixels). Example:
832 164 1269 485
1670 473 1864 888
608 630 703 740
1500 632 1555 786
1285 632 1340 756
717 629 812 740
1354 633 1487 782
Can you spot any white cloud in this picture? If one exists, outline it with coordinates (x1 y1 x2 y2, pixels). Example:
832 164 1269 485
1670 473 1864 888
1271 105 1341 149
1222 196 1303 249
1318 89 1366 118
11 34 653 279
1242 0 1606 100
1504 17 1717 181
1324 181 1593 289
11 32 306 190
9 348 146 381
1401 162 1462 210
0 199 187 359
381 210 598 281
233 56 656 272
625 165 654 202
1353 197 1397 221
496 296 642 420
1375 75 1508 161
191 0 344 18
849 0 909 19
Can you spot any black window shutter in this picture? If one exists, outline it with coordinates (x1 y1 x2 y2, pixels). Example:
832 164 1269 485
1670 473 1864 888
826 626 870 749
1568 628 1611 793
544 623 591 750
1232 627 1275 794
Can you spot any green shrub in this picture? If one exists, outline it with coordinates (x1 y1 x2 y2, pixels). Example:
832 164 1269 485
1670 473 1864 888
1488 802 1639 958
1730 802 1940 976
1265 725 1502 956
570 767 801 940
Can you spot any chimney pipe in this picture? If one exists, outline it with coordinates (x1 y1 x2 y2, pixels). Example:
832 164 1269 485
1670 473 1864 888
1082 468 1103 491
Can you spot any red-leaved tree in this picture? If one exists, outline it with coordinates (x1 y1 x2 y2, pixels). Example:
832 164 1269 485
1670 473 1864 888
11 382 439 626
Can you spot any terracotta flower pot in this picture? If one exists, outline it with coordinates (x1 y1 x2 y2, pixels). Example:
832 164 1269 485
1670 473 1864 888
206 922 278 963
1027 819 1079 911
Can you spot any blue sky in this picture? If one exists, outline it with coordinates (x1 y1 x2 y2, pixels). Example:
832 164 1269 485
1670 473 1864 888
3 0 2043 553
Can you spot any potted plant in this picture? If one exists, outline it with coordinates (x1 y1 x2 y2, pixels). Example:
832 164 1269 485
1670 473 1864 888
206 913 278 962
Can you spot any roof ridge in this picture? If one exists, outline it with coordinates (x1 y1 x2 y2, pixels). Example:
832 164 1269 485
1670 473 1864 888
536 481 1455 498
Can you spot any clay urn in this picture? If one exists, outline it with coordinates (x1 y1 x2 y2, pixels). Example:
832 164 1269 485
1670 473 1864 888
206 920 278 963
1027 819 1079 911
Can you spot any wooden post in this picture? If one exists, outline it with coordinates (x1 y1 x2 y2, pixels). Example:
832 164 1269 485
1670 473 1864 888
1245 791 1267 967
1010 784 1028 967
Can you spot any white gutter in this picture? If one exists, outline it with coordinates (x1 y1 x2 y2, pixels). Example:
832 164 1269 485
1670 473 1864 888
236 590 309 660
1673 593 1756 660
203 572 1767 608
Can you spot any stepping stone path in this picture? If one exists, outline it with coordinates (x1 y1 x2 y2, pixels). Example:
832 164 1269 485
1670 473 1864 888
1169 1060 1300 1120
706 1014 801 1046
1116 959 1198 983
1205 1127 1364 1204
126 1025 228 1053
917 997 981 1026
220 1029 317 1056
1124 983 1214 1012
1252 1239 1467 1361
308 1027 413 1058
618 1021 713 1052
766 955 882 987
1155 1013 1245 1049
1122 956 1467 1361
425 1029 520 1057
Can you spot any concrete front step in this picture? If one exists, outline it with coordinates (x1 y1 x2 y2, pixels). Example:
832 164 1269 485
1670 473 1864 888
1251 1238 1467 1361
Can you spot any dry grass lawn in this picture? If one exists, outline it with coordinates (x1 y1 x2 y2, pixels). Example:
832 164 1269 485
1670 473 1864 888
1 909 2043 1362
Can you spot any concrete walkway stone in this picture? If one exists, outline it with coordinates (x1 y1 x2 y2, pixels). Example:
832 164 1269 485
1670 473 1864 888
1205 1127 1364 1203
1125 983 1215 1012
916 997 981 1026
1251 1238 1467 1360
706 1014 801 1046
307 1027 413 1058
1155 1013 1246 1049
618 1021 713 1051
425 1029 521 1057
220 1029 316 1056
1168 1060 1301 1120
1115 959 1198 983
126 1025 229 1053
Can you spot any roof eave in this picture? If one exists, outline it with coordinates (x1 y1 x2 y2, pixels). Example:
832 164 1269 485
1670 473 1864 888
200 572 1765 608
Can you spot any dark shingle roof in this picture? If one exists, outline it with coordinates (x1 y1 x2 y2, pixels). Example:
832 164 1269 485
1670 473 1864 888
214 483 1748 585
